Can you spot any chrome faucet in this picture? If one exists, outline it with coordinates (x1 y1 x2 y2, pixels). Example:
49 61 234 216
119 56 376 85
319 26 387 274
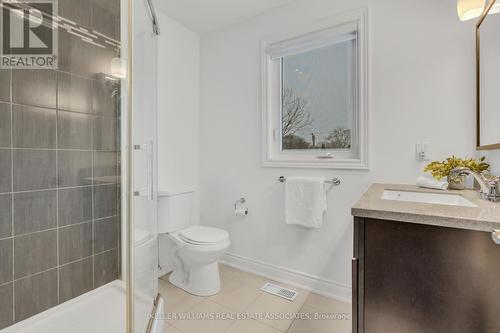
450 167 500 202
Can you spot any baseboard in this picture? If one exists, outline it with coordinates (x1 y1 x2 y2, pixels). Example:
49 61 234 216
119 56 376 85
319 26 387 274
220 252 352 304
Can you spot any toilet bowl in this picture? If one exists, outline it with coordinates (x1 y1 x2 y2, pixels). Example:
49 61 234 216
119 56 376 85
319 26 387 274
158 189 230 296
167 225 230 296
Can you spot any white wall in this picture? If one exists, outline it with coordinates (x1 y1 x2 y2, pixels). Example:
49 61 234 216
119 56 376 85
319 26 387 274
483 151 500 174
199 0 477 300
157 12 200 218
157 13 200 273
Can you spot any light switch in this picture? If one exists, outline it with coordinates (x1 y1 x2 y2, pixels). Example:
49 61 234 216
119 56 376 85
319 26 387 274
416 142 430 161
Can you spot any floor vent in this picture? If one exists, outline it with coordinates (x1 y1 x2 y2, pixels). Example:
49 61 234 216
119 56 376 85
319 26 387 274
261 282 298 301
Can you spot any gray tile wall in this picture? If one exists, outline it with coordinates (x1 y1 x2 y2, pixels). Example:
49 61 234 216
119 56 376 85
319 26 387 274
0 0 121 329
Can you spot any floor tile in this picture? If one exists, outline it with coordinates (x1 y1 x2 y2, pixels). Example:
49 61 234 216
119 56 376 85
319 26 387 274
160 266 352 333
218 264 241 283
158 278 204 325
208 270 266 312
171 300 235 333
164 324 183 333
287 304 351 333
304 293 351 313
245 283 309 332
225 319 281 333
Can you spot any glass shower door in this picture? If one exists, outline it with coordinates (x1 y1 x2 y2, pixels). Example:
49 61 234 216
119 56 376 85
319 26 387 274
129 0 159 331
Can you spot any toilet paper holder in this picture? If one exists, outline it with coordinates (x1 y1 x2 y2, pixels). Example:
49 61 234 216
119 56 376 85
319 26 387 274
234 198 248 216
234 197 246 209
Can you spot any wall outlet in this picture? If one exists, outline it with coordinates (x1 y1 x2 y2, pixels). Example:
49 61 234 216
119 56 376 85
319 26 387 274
416 142 430 161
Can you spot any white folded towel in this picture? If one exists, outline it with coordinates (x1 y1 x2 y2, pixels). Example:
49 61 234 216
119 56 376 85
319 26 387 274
285 177 327 229
416 177 448 190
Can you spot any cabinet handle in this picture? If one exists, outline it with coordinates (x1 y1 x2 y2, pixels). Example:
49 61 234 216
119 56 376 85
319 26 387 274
493 230 500 245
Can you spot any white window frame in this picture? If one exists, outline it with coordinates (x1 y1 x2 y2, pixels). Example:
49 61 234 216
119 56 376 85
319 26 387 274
261 8 369 170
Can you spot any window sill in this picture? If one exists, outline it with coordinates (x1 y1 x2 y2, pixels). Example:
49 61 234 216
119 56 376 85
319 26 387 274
262 157 369 170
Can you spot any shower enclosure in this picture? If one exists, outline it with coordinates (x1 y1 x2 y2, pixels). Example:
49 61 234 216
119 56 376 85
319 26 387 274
0 0 161 332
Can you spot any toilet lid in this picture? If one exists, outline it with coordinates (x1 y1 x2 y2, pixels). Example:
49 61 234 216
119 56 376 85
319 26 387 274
179 226 229 245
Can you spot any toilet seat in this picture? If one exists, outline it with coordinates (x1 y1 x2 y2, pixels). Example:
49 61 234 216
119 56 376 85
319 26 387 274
173 226 229 246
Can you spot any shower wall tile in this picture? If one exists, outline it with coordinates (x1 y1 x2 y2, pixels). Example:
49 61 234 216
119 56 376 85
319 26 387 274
0 103 11 147
14 269 58 322
1 0 121 326
0 238 13 284
0 283 13 329
59 0 92 33
93 116 117 151
58 31 96 78
13 150 56 191
12 69 57 109
58 186 93 226
0 194 12 239
14 230 57 279
94 249 118 288
0 69 11 103
92 78 118 116
58 222 93 265
94 217 117 253
57 72 92 113
59 258 93 303
0 149 12 193
57 111 92 149
93 184 117 219
57 151 92 187
13 190 57 235
91 0 120 40
93 151 118 184
12 105 57 149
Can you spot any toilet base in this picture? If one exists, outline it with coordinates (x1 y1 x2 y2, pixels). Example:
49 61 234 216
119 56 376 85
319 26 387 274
169 261 221 297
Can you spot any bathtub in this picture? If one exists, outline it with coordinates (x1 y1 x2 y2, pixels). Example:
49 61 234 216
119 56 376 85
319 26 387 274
1 280 165 333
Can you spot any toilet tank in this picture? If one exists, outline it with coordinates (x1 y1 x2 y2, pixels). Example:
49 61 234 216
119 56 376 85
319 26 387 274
158 189 195 234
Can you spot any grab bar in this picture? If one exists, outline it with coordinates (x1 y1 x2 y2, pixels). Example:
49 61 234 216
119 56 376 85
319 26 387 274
278 176 341 186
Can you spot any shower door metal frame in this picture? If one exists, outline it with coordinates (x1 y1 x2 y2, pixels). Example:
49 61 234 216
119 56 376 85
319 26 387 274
125 0 160 331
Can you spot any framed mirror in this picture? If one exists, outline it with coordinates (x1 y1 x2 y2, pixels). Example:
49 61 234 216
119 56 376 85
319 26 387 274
477 0 500 150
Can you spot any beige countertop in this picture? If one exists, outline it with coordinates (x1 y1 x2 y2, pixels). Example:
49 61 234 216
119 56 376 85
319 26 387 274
352 183 500 232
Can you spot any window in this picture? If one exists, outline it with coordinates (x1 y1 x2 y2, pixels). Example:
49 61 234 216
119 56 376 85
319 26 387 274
262 9 369 169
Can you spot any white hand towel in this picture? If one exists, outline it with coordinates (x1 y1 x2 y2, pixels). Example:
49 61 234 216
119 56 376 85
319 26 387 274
416 177 448 190
285 177 327 229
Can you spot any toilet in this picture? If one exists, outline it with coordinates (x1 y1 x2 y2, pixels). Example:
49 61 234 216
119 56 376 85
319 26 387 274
158 189 230 296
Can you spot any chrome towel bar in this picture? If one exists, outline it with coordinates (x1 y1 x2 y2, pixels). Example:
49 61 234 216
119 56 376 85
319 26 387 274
278 176 341 186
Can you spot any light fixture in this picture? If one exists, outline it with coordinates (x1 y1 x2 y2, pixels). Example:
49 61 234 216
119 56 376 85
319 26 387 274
457 0 500 21
110 57 126 79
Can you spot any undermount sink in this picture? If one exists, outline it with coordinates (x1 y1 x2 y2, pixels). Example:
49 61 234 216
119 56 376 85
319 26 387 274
382 190 477 207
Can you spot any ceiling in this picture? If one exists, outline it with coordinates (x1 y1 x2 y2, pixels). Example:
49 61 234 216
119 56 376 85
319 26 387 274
155 0 297 35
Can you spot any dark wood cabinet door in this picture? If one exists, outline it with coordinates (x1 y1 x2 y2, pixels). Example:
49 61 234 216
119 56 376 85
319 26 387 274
357 218 500 333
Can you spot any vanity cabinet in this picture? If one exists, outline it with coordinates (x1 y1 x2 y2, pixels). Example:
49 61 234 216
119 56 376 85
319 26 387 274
352 217 500 333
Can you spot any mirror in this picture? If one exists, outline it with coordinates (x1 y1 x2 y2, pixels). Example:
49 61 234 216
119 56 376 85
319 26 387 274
477 0 500 149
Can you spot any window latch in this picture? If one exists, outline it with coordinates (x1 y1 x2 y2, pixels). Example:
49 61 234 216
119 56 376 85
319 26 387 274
317 152 334 159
